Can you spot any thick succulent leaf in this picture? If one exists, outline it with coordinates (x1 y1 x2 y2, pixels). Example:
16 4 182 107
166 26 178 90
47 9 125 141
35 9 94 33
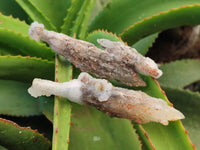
0 13 29 35
69 104 141 150
120 4 200 44
52 56 72 150
16 0 56 30
163 87 200 149
0 43 25 56
0 117 51 150
39 96 54 123
133 124 155 150
0 79 40 116
90 0 200 33
28 0 71 31
142 121 195 150
132 33 159 55
78 0 97 39
2 115 53 141
0 55 54 83
158 59 200 88
0 0 28 22
61 0 84 35
61 0 96 39
0 28 54 60
70 0 91 36
89 0 200 44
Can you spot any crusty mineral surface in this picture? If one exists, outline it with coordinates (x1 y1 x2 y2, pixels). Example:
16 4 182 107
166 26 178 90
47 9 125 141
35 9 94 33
29 22 162 86
28 72 184 125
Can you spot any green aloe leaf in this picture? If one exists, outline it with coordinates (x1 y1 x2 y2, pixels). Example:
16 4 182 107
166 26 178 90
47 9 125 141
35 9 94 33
163 86 200 149
158 59 200 88
89 0 200 44
39 96 54 123
90 0 200 33
69 104 141 150
0 13 29 35
132 33 159 55
28 0 71 31
52 56 72 150
0 28 54 60
133 123 155 150
0 0 28 22
16 0 56 30
0 117 51 150
67 0 90 36
0 79 40 116
61 0 84 35
0 43 24 56
78 0 97 39
0 55 54 83
120 4 200 45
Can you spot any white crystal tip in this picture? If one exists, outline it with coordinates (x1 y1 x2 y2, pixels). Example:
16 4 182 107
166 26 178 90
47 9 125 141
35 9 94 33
154 69 163 79
29 21 44 41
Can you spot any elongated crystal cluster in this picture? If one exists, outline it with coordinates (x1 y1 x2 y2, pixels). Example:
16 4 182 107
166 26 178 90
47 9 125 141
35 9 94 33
29 22 162 86
28 72 184 125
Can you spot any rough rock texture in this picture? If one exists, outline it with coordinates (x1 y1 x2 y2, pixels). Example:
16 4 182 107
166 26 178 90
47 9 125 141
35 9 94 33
28 72 184 125
29 22 162 86
79 73 184 125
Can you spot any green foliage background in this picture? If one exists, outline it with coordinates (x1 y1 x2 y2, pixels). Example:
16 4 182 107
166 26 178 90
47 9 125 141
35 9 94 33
0 0 200 149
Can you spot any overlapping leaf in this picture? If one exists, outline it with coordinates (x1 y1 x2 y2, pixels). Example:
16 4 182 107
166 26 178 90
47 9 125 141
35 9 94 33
0 0 28 23
61 0 84 35
52 56 72 150
0 118 51 150
0 79 40 116
28 0 71 31
0 55 54 83
69 104 141 150
158 59 200 88
163 87 200 150
0 29 54 60
0 13 29 35
16 0 56 30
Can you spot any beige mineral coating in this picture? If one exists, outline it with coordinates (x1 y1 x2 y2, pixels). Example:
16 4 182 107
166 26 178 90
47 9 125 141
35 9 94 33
28 72 184 125
29 22 162 86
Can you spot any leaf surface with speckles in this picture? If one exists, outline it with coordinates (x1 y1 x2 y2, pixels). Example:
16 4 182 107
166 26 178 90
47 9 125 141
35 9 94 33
0 118 51 150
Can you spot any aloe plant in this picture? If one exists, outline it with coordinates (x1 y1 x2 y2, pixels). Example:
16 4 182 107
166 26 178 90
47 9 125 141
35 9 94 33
0 0 200 149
